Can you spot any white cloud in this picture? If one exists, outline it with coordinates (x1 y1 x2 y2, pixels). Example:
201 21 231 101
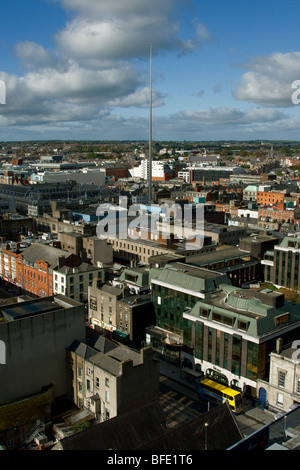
234 52 300 107
0 0 212 136
107 87 164 108
15 41 57 70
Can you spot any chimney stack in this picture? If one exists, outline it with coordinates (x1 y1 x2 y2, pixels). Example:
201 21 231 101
57 256 65 269
276 337 283 354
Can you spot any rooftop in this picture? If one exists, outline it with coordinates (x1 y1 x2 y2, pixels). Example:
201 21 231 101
150 262 231 295
0 295 81 321
188 246 251 265
69 338 148 376
20 243 71 269
184 285 300 338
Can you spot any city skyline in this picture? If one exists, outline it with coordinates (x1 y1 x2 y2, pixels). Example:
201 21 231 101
1 0 300 142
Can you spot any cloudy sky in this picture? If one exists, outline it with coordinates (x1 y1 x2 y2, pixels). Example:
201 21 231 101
1 0 300 142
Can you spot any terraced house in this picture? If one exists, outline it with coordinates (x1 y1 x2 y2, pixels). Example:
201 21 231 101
147 263 300 397
14 243 72 297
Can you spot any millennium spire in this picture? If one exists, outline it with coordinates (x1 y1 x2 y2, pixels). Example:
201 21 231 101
148 42 152 203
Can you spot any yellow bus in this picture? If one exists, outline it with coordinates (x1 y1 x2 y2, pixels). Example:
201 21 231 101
198 378 243 414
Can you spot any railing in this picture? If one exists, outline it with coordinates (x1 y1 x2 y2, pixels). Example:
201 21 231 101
22 420 45 447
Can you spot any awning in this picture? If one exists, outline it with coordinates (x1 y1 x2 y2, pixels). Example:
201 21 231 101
113 330 129 339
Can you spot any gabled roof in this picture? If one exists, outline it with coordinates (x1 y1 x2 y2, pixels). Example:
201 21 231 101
20 243 71 269
52 400 167 450
137 401 244 451
53 401 243 451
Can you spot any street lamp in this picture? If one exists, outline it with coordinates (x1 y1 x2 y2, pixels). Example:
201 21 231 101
204 422 209 450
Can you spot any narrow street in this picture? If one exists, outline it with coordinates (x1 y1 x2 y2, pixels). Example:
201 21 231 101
159 374 212 429
159 371 275 437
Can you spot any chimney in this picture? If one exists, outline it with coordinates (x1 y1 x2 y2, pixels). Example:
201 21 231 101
276 337 283 354
57 256 65 269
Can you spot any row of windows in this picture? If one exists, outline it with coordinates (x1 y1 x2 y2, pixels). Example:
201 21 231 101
24 278 51 289
23 270 48 283
183 319 260 380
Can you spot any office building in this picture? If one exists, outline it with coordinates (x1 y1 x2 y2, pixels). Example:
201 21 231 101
0 295 86 403
148 263 300 396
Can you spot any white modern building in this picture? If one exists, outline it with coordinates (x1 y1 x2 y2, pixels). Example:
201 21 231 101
129 159 173 181
31 168 106 186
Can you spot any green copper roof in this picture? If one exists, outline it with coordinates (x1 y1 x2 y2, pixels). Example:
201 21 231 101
149 263 231 294
185 284 300 339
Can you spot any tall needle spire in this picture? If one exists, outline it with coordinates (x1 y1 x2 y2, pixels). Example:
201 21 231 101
148 42 152 204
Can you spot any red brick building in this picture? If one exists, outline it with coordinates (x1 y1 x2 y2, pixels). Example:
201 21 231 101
1 243 72 297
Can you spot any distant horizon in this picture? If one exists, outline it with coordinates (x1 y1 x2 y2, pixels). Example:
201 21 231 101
1 139 300 145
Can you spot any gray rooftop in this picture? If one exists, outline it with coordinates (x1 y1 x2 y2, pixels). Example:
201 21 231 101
69 338 143 376
21 243 71 269
188 247 251 265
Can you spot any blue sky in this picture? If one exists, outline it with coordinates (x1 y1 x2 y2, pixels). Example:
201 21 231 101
1 0 300 142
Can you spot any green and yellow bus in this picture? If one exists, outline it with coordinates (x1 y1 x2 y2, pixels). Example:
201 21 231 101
198 378 243 415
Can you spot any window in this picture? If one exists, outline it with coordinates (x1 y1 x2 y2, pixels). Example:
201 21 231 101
274 314 290 327
6 439 15 450
212 312 234 326
200 308 209 318
278 371 286 388
105 390 110 402
95 377 99 389
78 367 82 378
105 377 109 387
277 393 284 406
238 320 249 331
86 379 90 391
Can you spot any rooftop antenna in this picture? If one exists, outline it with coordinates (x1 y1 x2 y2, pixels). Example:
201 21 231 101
148 42 152 204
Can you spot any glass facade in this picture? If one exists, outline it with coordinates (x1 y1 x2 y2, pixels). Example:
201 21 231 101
246 342 258 381
183 318 192 350
194 322 203 360
231 336 241 376
152 283 197 335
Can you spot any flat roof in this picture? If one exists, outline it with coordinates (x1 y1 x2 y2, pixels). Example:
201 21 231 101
188 247 250 265
0 294 81 321
1 298 62 320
